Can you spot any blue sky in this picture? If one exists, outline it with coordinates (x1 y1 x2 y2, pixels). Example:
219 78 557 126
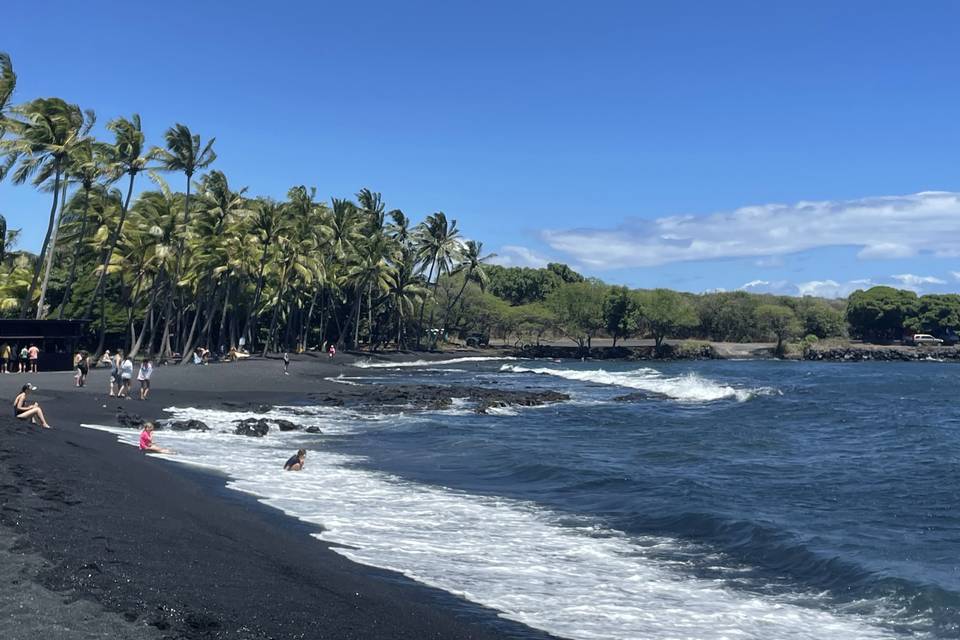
2 1 960 297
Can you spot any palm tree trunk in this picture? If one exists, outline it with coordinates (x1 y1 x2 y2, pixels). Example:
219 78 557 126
416 259 437 348
219 279 232 349
438 271 472 345
301 287 320 351
21 163 63 318
351 284 363 348
241 243 271 350
35 177 70 319
83 171 136 319
57 184 92 319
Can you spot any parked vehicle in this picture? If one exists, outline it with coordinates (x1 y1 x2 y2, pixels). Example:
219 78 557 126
909 334 944 346
941 330 960 346
464 333 489 348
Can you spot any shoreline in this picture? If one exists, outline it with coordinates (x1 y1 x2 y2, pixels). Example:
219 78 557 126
0 354 558 640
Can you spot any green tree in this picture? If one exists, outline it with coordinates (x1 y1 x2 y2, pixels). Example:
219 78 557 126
636 288 699 353
1 97 90 317
755 304 801 355
846 286 918 342
546 280 607 352
603 285 640 347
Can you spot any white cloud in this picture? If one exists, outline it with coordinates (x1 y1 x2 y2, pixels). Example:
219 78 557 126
890 273 947 291
856 243 915 259
951 271 960 281
489 245 550 269
795 279 874 298
541 191 960 269
738 280 790 294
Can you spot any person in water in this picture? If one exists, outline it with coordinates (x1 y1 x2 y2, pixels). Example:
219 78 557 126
284 449 306 471
13 384 50 428
139 422 172 454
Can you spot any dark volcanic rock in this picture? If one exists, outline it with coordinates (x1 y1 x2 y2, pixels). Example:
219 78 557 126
274 419 299 431
337 384 570 415
612 391 671 402
234 418 270 437
474 390 568 414
116 408 145 429
305 426 322 434
166 419 210 432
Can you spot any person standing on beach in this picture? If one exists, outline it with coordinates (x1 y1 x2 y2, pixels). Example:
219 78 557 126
328 344 336 360
283 351 290 375
27 344 39 373
138 358 153 400
13 384 50 428
284 449 306 471
139 422 172 454
0 342 10 373
77 352 89 387
119 354 134 399
18 346 28 373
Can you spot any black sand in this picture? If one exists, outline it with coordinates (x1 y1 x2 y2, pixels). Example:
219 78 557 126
0 353 559 640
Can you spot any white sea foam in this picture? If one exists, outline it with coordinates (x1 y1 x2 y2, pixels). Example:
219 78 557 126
323 374 365 386
83 408 893 640
501 364 778 402
352 356 519 369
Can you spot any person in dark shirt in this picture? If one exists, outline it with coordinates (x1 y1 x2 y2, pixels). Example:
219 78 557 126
284 448 306 471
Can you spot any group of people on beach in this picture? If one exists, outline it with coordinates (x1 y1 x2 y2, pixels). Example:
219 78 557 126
1 343 40 373
101 351 153 400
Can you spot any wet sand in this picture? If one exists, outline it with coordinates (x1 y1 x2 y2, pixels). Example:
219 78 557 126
0 352 557 640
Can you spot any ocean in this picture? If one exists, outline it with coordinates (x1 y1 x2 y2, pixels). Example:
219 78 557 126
88 358 960 639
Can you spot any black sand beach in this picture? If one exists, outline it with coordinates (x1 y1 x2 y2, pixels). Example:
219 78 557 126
0 353 558 640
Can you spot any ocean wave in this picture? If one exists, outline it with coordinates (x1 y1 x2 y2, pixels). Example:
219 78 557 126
352 356 520 369
323 374 365 386
500 365 778 402
84 409 895 640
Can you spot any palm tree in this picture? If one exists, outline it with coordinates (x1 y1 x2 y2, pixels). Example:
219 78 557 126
415 212 462 348
389 246 427 349
0 52 18 180
57 138 110 317
153 123 215 253
153 124 215 355
83 114 154 321
0 97 89 317
241 199 288 349
439 239 494 340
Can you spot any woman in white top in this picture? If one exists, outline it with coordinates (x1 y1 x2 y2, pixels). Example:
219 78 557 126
119 356 134 399
138 358 154 400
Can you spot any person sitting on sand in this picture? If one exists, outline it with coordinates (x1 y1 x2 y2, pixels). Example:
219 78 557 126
284 449 306 471
13 384 50 428
139 422 172 454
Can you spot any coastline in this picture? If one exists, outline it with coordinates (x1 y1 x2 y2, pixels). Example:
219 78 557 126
0 354 558 640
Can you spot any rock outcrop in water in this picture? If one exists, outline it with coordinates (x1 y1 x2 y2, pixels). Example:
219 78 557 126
234 418 271 437
115 408 145 429
320 384 570 414
166 419 210 431
233 417 303 436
